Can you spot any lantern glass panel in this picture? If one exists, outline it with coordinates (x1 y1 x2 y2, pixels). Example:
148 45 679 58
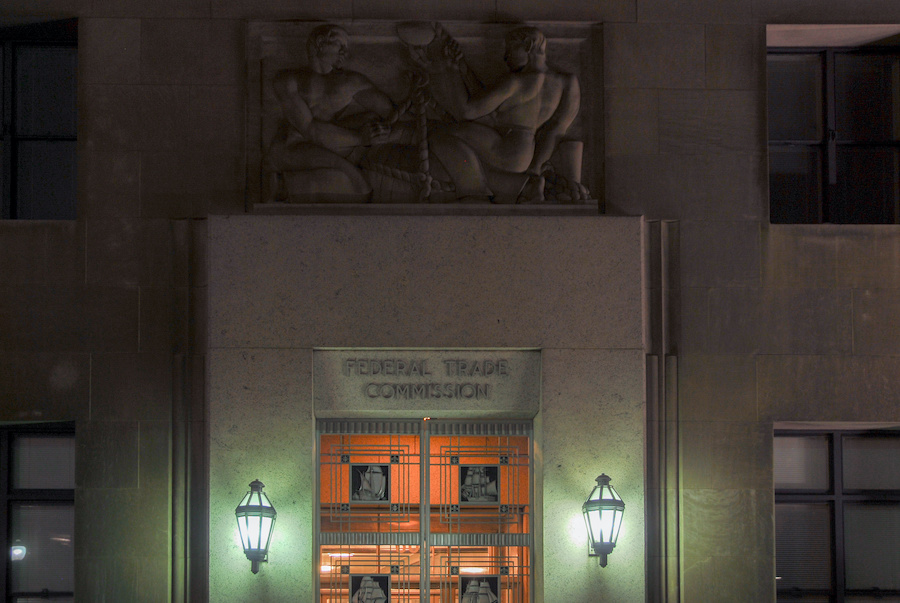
236 485 277 556
612 507 623 541
599 509 615 543
584 509 600 546
260 516 274 549
240 515 261 550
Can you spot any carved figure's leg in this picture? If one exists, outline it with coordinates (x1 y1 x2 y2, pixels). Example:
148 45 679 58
427 126 494 202
283 170 372 203
476 169 529 204
444 123 539 203
266 171 286 202
268 140 372 202
263 141 287 203
551 140 583 184
516 173 546 204
449 123 534 174
549 140 591 201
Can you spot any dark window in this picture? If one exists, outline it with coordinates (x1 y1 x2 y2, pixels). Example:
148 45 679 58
0 423 75 602
774 430 900 602
1 19 77 220
768 49 900 224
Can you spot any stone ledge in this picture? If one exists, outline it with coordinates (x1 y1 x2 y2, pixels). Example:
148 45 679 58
251 201 601 216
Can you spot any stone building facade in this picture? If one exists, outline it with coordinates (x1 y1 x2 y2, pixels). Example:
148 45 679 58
1 0 900 601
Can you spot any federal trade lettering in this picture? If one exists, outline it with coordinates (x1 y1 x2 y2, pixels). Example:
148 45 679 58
343 358 432 377
442 359 509 377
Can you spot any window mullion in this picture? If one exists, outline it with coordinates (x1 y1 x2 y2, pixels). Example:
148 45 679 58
7 490 74 502
0 430 9 602
824 49 837 223
1 41 12 219
421 421 429 599
833 433 846 603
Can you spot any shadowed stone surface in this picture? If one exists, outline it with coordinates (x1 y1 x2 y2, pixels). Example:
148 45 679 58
762 226 838 289
681 421 771 490
679 355 757 422
854 289 900 354
0 353 89 421
209 215 643 350
680 221 760 288
80 19 142 85
90 353 173 421
76 421 140 489
604 23 705 89
759 355 900 422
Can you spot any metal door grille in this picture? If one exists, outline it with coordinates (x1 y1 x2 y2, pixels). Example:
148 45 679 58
317 419 533 603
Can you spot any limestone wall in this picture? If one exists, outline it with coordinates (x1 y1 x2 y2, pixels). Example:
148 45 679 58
208 215 646 602
2 0 900 601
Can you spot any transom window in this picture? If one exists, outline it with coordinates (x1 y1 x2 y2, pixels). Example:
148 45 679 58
767 47 900 224
774 429 900 601
316 419 533 602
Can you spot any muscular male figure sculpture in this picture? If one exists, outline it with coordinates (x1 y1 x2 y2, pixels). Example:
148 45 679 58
266 25 394 202
430 27 583 203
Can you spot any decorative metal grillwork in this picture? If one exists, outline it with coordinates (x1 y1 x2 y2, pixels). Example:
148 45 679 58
319 543 420 603
317 420 532 602
320 423 420 531
433 545 531 603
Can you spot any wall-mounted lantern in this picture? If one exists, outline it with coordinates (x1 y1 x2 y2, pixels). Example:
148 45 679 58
582 474 625 567
235 479 277 574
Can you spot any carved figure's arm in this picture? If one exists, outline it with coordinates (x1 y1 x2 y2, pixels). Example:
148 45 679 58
272 72 365 149
442 36 484 95
528 74 580 175
459 63 484 97
350 75 398 144
450 72 521 121
351 75 396 121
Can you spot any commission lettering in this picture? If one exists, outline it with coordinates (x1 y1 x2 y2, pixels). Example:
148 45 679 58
365 382 490 400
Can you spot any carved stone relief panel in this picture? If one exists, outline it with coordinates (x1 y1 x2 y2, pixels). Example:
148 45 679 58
246 21 602 208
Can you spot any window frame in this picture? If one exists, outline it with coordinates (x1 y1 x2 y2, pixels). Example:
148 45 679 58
0 422 75 602
0 19 77 220
774 429 900 602
767 46 900 224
